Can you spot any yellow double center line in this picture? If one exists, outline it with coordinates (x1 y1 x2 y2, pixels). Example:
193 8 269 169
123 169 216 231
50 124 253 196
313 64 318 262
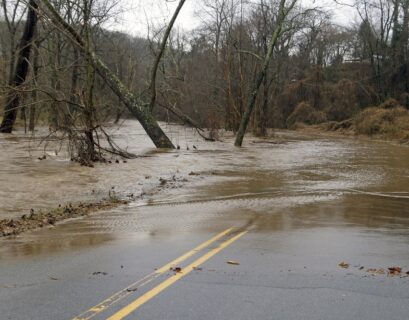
73 227 247 320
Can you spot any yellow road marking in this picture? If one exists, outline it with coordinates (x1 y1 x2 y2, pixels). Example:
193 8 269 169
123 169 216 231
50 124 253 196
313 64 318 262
154 228 233 273
107 230 247 320
72 228 233 320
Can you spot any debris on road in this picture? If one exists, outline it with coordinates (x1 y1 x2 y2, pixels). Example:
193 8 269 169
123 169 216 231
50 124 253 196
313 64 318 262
227 260 240 266
92 272 108 276
170 267 182 273
340 264 409 278
388 267 402 275
366 268 385 275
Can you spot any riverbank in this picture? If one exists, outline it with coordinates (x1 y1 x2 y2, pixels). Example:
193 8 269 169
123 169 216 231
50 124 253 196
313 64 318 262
294 106 409 145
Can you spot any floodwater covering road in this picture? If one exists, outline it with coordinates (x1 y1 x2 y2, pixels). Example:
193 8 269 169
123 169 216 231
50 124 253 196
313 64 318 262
0 121 408 320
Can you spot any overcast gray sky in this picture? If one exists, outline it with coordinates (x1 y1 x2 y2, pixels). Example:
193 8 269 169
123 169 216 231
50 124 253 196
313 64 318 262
109 0 200 36
108 0 355 37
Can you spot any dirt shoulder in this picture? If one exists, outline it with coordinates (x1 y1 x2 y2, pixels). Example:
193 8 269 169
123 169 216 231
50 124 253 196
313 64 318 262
0 174 191 237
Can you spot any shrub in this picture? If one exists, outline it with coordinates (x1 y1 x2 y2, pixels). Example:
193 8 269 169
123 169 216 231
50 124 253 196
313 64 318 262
379 98 400 109
286 102 327 128
399 93 409 109
326 79 376 121
354 106 409 140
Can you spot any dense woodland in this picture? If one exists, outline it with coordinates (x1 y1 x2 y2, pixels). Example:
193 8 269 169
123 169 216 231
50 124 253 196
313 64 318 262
1 0 409 163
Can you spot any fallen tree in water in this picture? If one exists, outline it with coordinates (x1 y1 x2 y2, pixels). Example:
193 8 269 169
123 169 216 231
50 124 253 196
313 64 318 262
40 0 175 149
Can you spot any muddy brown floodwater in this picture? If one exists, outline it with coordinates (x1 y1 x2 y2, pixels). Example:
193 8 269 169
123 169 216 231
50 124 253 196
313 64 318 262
0 120 408 267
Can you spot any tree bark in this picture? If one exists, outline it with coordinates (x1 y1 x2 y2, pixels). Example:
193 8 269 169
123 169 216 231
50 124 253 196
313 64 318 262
41 0 175 148
0 0 38 133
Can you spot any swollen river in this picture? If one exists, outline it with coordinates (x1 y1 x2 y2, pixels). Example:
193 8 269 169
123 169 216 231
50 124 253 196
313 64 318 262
0 121 408 262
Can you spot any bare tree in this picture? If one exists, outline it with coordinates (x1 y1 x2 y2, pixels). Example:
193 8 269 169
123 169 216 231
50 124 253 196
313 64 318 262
235 0 297 146
0 0 38 133
149 0 186 112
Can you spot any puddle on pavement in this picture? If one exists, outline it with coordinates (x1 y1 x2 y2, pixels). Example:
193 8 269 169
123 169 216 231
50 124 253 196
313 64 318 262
0 121 408 262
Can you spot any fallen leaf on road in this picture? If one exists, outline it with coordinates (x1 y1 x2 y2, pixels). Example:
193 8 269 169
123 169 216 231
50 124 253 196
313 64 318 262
227 260 240 265
338 262 349 269
388 267 402 275
366 268 385 275
170 267 182 273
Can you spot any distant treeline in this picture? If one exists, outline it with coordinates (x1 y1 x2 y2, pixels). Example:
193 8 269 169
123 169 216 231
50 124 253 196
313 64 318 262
1 0 409 136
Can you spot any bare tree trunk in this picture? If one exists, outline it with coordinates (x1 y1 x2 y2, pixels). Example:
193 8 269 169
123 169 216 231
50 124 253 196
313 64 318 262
260 73 268 136
69 47 79 112
83 0 97 161
29 54 38 131
0 0 38 133
41 0 174 148
29 38 40 131
257 1 269 137
149 0 186 111
48 31 62 129
234 0 296 146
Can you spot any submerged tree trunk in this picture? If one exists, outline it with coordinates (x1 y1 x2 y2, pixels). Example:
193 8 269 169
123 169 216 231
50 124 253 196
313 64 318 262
234 0 296 146
0 0 38 133
41 0 174 148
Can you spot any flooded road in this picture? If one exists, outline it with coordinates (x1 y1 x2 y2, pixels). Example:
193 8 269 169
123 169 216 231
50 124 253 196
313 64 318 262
0 121 408 319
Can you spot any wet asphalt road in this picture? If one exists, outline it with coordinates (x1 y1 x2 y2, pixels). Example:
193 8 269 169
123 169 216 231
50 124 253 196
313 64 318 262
1 221 409 320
